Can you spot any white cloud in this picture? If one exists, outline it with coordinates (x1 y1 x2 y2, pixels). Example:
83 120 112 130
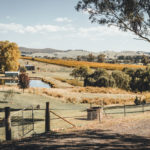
0 23 24 33
78 26 131 37
0 23 75 34
55 17 72 23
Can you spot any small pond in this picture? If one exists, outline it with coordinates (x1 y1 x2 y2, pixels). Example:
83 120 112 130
29 80 51 88
0 79 51 88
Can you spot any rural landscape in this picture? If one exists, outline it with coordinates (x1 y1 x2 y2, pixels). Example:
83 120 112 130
1 0 150 149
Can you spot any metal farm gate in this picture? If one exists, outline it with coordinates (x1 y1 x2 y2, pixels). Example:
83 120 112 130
0 106 34 141
11 106 34 139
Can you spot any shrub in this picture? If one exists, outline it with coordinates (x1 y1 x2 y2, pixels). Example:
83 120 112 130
134 96 141 105
141 99 146 104
66 97 76 103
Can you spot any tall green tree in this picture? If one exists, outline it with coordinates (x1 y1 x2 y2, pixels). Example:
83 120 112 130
0 41 20 71
76 0 150 42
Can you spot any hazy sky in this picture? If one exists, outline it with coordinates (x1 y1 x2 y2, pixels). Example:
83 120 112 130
0 0 150 52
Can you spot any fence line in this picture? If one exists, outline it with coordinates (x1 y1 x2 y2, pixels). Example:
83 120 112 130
104 103 150 116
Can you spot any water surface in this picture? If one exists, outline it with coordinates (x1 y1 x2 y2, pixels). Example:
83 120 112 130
29 80 51 88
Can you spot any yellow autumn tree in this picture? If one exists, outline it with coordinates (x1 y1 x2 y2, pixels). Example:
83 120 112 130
0 41 20 71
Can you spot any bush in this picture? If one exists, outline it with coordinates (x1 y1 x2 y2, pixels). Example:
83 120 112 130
112 70 130 90
134 96 146 105
91 68 109 80
134 96 141 105
141 99 146 104
70 65 91 80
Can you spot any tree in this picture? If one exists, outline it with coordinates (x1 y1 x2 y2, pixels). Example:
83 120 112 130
90 68 109 80
0 41 20 72
76 0 150 43
19 66 27 73
141 55 149 65
70 66 91 80
97 54 105 63
18 73 30 92
95 76 111 87
112 70 130 90
87 53 95 62
85 68 115 87
77 55 81 61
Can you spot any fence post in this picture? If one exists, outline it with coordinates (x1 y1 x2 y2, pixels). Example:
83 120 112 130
124 104 126 117
142 104 144 113
5 107 11 141
22 110 24 136
45 102 50 132
32 106 34 131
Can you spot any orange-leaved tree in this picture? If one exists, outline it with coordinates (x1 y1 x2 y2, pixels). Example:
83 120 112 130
0 41 20 72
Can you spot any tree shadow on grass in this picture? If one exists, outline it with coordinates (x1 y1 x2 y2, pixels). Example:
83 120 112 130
0 128 150 150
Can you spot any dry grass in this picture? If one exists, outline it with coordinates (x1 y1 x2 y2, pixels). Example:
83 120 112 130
72 87 132 94
54 77 83 87
142 92 150 102
80 97 135 105
0 85 140 106
28 88 64 99
25 87 140 105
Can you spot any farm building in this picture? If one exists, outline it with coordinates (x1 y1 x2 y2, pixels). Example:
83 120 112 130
25 65 35 71
5 79 18 85
5 71 19 77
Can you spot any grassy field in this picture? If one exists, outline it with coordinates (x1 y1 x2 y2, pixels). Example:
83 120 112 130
0 87 92 141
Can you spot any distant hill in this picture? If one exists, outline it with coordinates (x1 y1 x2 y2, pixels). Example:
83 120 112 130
19 47 63 54
19 47 149 59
